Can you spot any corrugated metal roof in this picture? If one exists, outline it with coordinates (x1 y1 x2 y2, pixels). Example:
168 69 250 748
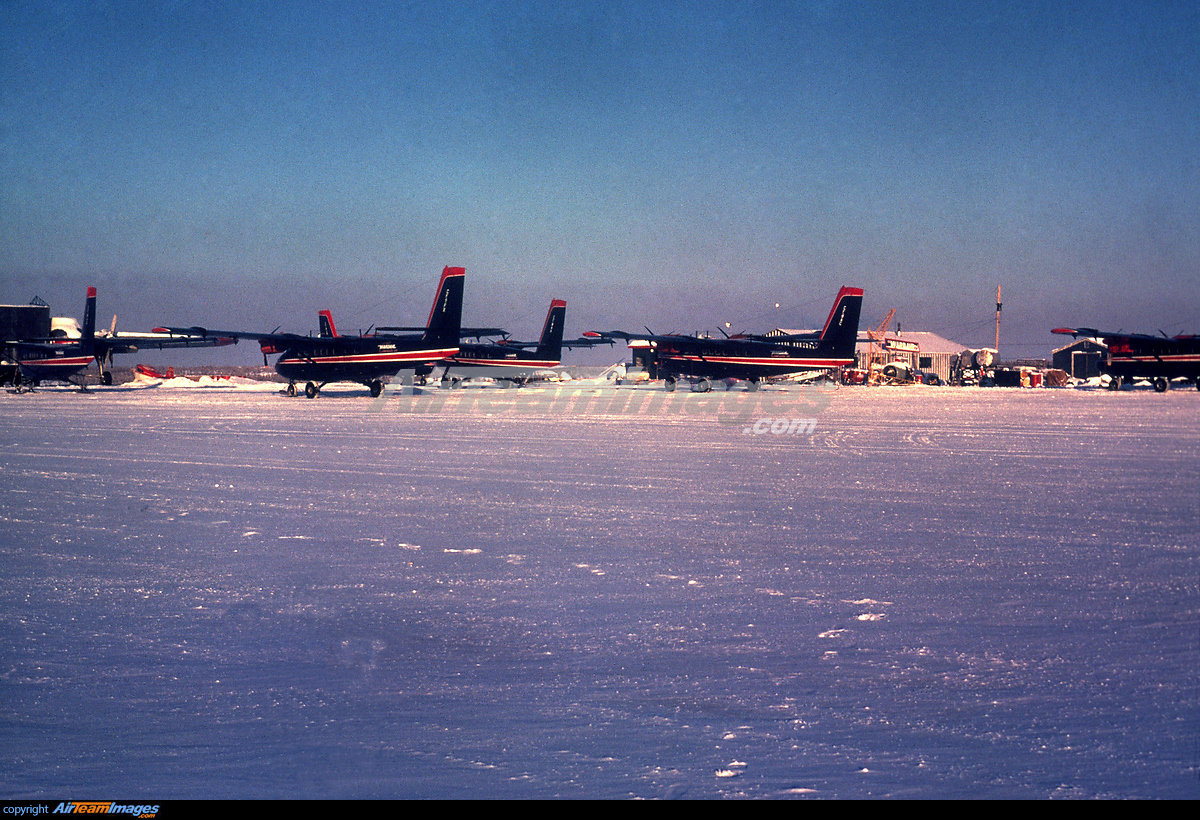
1051 338 1108 355
772 328 967 353
855 330 967 354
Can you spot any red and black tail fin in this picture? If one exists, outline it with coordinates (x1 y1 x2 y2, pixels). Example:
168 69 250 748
422 266 465 348
817 286 864 360
535 299 567 361
319 310 338 338
81 286 97 357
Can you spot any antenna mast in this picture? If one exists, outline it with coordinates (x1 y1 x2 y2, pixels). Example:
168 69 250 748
994 285 1002 355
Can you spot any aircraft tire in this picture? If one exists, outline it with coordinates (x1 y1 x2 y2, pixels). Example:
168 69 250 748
285 383 296 397
664 377 676 393
305 382 319 399
1153 377 1169 393
369 380 383 398
102 371 113 386
696 378 711 393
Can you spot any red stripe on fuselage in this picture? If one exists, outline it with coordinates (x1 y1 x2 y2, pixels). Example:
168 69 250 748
667 354 851 368
280 348 458 365
449 357 560 369
19 356 93 368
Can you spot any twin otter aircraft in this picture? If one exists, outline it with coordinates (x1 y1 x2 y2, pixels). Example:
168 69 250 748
168 267 610 396
431 299 613 386
593 286 864 392
1052 326 1200 392
5 286 231 389
167 266 466 397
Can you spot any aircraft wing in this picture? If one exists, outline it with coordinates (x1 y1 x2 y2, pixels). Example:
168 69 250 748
564 335 614 348
589 330 642 342
157 326 325 344
587 330 707 346
159 325 446 352
375 326 508 340
160 325 254 340
158 326 331 363
494 335 615 350
97 330 238 355
1051 327 1104 339
159 325 411 358
737 330 819 342
5 339 79 354
1051 327 1159 341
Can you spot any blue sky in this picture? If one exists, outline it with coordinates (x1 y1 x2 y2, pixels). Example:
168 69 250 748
2 1 1198 363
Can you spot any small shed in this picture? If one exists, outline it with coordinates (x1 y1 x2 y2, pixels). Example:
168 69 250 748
0 303 51 340
1051 338 1106 379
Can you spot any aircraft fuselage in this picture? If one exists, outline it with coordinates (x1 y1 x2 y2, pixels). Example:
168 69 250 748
644 286 864 386
271 340 458 385
14 348 94 385
654 337 852 382
1100 335 1200 386
1052 326 1200 391
442 345 560 382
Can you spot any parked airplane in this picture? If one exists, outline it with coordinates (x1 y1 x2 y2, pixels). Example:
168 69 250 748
164 266 465 397
434 299 612 385
4 287 233 389
5 287 99 388
1051 327 1200 392
592 286 864 391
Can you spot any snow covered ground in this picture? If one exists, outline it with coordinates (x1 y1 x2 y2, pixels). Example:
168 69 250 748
1 381 1197 798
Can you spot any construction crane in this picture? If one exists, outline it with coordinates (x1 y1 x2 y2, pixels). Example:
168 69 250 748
865 308 896 384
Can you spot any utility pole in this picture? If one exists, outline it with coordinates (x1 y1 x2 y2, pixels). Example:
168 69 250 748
994 285 1002 356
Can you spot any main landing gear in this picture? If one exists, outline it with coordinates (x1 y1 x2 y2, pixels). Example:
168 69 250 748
285 381 324 398
286 379 385 398
664 375 759 393
1106 375 1198 393
665 376 715 392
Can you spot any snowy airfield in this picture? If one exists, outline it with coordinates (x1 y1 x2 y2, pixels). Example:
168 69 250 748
1 379 1197 799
